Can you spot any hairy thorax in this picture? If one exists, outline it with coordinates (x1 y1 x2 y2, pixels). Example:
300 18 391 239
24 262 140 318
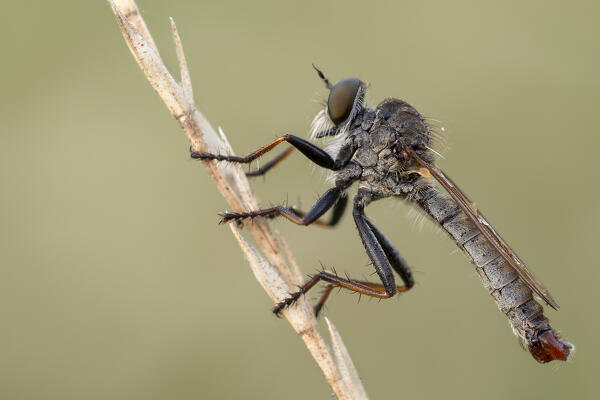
343 98 434 198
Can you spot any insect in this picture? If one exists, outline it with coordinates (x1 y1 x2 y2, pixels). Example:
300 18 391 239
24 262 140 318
191 66 573 363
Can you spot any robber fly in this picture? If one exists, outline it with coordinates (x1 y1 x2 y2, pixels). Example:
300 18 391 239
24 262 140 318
191 66 573 363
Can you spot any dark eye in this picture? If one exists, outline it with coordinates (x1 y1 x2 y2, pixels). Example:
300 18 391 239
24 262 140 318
327 78 361 125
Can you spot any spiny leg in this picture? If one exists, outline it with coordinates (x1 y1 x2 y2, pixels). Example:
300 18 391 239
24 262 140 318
190 134 340 170
312 277 412 317
275 192 414 316
220 187 344 226
274 271 398 316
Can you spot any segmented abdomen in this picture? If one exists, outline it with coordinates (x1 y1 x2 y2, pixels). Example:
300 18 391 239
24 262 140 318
415 185 549 343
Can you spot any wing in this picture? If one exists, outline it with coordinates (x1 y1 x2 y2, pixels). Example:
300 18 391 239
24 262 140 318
406 147 559 310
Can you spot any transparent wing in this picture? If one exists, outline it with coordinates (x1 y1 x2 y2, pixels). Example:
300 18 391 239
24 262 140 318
407 147 559 310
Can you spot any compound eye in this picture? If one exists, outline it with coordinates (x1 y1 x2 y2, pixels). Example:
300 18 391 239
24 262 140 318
327 78 361 125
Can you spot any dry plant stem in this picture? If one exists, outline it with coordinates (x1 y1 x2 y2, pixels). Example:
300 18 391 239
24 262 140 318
108 1 367 398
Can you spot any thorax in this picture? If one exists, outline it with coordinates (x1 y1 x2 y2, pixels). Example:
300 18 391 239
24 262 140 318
344 99 432 196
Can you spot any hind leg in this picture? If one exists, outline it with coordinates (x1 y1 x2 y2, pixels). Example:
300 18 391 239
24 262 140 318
274 192 414 316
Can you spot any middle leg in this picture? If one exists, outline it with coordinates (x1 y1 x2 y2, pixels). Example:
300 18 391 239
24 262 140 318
220 187 345 227
220 162 361 228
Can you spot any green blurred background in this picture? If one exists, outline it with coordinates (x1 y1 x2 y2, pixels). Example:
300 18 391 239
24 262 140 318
1 0 598 399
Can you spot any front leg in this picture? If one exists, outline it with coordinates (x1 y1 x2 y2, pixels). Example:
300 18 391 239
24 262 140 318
191 134 342 170
244 147 295 177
